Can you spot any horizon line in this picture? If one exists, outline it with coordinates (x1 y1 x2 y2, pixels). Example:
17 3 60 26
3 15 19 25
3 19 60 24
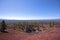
0 18 60 20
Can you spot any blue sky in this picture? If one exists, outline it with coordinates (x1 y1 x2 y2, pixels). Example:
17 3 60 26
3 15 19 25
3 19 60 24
0 0 60 20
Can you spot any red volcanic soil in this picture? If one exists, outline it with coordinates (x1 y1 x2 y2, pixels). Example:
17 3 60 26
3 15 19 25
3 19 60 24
0 27 60 40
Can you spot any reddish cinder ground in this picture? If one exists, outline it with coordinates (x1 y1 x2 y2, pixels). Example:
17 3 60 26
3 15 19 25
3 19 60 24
0 27 60 40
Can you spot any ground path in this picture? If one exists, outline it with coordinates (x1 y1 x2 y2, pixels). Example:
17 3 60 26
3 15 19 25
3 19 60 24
0 27 60 40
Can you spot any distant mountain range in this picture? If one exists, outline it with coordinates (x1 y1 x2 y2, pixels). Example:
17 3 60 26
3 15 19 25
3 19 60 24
0 19 60 24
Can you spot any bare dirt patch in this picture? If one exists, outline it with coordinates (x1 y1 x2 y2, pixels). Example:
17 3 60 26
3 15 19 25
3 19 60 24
0 27 60 40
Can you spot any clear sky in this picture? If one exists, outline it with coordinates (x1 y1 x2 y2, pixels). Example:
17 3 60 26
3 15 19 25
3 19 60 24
0 0 60 20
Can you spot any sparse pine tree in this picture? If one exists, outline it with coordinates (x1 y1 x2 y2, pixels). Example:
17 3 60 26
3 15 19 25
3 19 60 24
0 20 7 32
